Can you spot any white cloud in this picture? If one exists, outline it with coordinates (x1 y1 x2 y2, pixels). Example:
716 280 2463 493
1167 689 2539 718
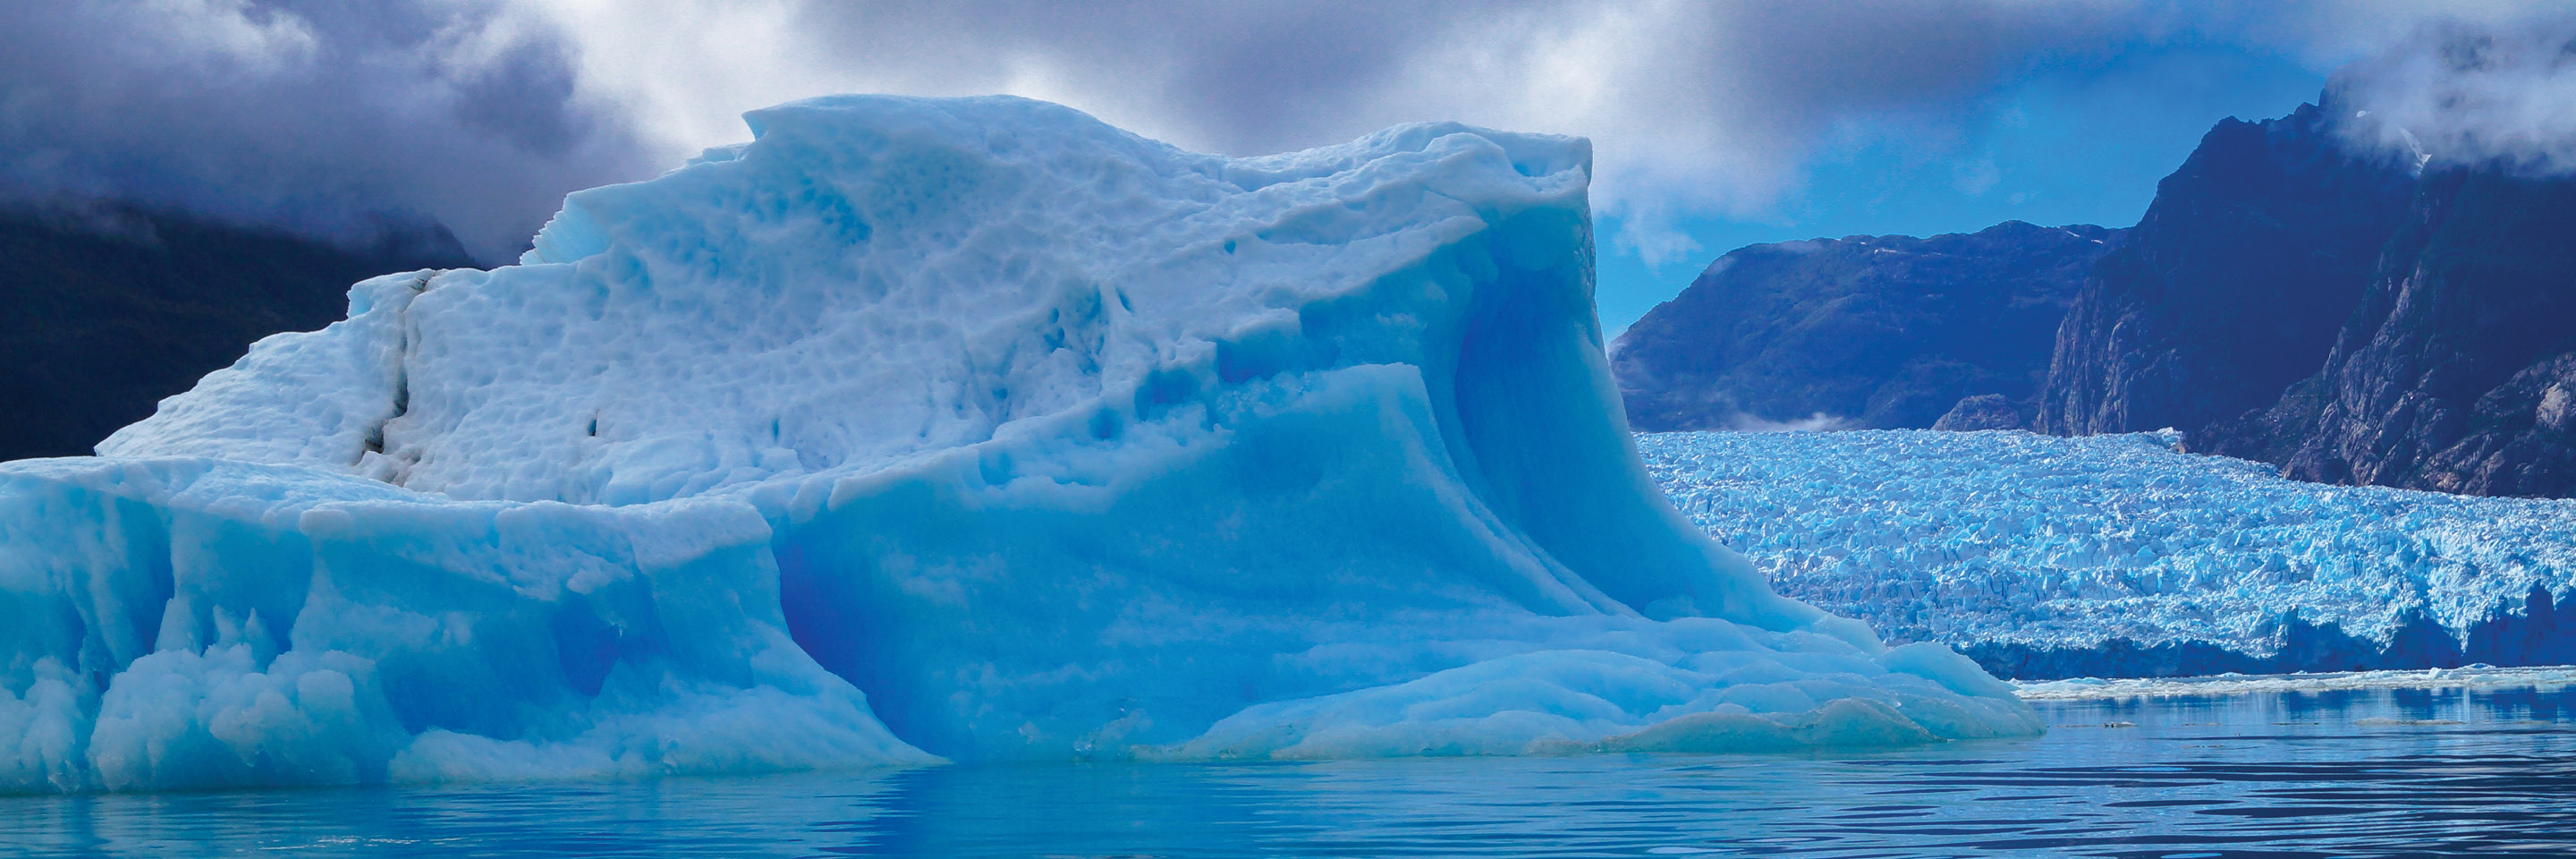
2331 15 2576 174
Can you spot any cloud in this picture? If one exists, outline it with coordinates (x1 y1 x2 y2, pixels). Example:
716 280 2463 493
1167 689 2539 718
2327 12 2576 174
0 0 652 261
10 1 2576 267
521 0 2146 266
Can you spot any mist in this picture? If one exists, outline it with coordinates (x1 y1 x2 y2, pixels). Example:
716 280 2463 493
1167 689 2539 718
0 1 653 262
2332 13 2576 175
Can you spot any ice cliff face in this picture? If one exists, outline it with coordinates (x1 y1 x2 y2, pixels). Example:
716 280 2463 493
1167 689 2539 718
2 96 2033 794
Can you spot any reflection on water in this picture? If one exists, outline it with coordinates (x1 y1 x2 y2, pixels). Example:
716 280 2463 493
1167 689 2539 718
7 682 2574 857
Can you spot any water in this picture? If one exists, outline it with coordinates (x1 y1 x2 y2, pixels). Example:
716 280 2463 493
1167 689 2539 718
7 681 2574 857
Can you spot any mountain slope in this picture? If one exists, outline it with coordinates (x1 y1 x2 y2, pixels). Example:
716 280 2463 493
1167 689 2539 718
2209 169 2576 497
0 203 471 462
1614 221 2117 431
2031 102 2417 440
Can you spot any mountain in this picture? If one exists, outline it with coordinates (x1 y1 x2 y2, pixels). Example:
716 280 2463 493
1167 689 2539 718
2204 168 2576 497
1613 221 2119 432
2031 102 2417 440
1618 92 2576 500
2038 98 2576 499
0 202 473 462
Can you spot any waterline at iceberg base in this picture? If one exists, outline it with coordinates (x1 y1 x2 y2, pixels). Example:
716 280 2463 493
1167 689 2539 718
0 96 2034 794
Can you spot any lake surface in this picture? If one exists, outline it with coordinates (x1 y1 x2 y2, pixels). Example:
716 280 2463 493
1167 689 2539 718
8 675 2574 857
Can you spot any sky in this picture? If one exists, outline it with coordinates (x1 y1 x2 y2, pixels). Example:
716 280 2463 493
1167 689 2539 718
4 1 2572 336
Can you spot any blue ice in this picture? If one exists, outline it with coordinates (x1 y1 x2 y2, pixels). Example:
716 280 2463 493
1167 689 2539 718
1 96 2032 794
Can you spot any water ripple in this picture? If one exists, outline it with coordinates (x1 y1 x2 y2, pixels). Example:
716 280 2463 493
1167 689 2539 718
4 685 2573 857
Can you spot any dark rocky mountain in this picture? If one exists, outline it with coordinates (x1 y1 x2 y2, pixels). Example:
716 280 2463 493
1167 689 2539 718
1616 92 2576 499
2202 169 2576 497
2036 96 2576 499
1612 221 2120 431
0 202 472 462
1931 394 2023 431
2031 102 2417 440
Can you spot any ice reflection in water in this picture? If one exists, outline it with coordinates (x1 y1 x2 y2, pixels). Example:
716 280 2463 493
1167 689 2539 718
6 682 2573 857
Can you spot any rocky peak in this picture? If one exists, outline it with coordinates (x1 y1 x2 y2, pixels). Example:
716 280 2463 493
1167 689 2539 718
2032 101 2418 440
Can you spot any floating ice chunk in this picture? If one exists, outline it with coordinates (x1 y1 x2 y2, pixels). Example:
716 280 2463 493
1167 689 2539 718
7 97 2035 793
2013 664 2576 700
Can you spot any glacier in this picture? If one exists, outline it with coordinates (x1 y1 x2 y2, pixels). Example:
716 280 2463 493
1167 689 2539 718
0 96 2034 794
1643 430 2576 679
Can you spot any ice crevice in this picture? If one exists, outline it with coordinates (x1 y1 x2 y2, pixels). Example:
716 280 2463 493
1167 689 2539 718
3 96 2035 794
353 269 430 478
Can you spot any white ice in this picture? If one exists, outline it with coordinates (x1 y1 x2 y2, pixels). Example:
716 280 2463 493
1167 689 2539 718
3 96 2034 794
1643 429 2576 676
2014 665 2576 701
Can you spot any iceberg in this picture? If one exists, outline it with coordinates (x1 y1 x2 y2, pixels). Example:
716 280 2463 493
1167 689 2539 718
1643 429 2576 679
3 96 2034 794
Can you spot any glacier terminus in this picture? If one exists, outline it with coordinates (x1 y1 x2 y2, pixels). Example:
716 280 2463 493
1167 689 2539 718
1646 429 2576 678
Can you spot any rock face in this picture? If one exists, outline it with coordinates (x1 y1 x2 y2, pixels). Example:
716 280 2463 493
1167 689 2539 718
1614 221 2117 431
1931 394 2023 431
0 202 471 462
2211 170 2576 498
2031 102 2416 440
2042 98 2576 499
1620 92 2576 498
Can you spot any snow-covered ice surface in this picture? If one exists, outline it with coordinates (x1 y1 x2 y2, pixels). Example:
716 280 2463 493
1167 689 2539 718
1642 430 2576 680
0 97 2034 794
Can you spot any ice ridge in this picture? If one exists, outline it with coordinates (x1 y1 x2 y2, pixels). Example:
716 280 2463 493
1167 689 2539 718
1642 429 2576 679
1 96 2033 794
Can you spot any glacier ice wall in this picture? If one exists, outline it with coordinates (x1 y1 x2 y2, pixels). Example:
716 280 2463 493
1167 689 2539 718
1643 430 2576 679
4 96 2034 793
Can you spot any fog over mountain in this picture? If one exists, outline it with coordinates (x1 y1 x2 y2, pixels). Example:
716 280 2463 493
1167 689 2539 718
2332 16 2576 176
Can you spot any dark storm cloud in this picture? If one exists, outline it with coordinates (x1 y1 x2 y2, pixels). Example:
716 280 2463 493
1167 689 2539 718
776 0 2123 157
741 0 2139 262
1718 0 2125 120
778 1 1494 156
0 1 652 261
